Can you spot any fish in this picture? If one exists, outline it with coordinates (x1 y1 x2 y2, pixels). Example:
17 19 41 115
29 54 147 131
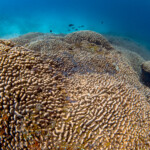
68 24 74 27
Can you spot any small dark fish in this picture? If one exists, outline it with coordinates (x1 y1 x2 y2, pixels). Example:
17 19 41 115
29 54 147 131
50 30 53 33
75 29 78 31
68 24 74 27
101 21 104 24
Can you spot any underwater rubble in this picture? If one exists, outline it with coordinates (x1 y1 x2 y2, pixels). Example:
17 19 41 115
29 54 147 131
0 31 150 149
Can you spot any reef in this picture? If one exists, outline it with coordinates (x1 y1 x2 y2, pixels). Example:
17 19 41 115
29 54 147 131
0 31 150 149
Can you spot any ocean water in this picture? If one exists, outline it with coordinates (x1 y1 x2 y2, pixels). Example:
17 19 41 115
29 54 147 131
0 0 150 47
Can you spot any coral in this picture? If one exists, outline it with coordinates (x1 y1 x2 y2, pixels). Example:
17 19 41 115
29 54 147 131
0 40 68 149
64 30 114 50
11 31 150 101
120 50 144 76
55 73 150 149
11 32 45 46
0 30 149 149
28 39 71 55
11 32 65 48
11 31 117 77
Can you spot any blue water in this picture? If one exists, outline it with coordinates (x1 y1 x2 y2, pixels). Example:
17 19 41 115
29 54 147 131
0 0 150 47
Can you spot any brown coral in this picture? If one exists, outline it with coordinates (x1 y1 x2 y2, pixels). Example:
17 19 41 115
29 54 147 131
0 30 150 149
0 40 67 149
11 31 117 77
64 30 114 50
51 73 150 149
11 30 150 102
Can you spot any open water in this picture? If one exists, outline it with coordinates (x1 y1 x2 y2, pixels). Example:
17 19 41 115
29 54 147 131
0 0 150 47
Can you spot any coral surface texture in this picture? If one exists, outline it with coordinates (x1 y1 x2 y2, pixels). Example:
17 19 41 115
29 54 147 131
0 31 150 149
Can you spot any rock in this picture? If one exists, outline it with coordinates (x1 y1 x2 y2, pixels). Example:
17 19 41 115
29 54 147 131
142 61 150 72
141 61 150 86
